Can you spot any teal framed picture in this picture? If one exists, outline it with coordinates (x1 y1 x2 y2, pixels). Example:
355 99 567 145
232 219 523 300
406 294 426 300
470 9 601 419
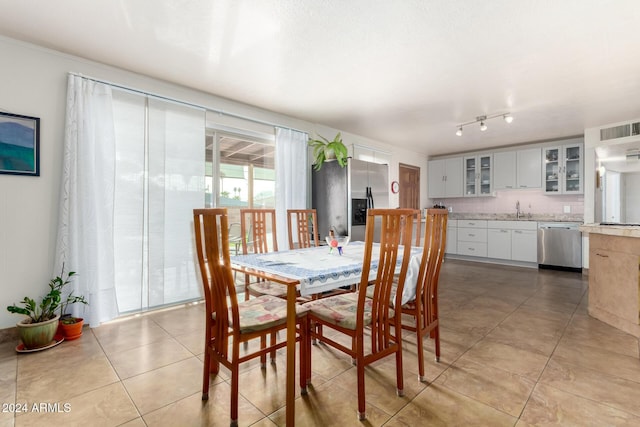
0 112 40 176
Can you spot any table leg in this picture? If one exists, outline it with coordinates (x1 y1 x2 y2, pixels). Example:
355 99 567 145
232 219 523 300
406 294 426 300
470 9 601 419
286 283 296 426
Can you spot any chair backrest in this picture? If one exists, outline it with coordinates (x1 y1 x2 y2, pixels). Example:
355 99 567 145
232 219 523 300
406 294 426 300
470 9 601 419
239 208 278 254
287 209 319 249
193 208 240 342
414 208 448 323
400 209 422 247
357 208 418 351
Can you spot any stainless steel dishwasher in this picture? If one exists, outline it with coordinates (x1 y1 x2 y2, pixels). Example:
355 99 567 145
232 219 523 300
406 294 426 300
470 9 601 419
537 222 582 272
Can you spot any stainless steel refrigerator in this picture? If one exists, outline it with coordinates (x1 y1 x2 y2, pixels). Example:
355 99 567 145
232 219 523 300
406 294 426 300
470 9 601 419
312 158 389 242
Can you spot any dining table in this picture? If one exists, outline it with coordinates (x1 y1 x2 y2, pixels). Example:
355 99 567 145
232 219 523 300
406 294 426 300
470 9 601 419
230 241 422 426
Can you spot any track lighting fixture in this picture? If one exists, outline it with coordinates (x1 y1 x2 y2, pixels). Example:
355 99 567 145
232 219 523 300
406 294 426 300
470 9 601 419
455 112 513 136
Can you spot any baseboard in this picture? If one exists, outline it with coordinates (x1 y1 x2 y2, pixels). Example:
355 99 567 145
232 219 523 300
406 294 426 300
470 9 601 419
0 326 18 344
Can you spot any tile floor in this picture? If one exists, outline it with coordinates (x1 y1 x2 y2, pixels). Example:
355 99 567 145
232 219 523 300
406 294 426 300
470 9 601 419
2 260 640 426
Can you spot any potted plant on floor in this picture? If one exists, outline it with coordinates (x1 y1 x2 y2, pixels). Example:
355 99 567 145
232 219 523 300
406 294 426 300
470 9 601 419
55 268 88 341
308 132 349 170
7 274 64 350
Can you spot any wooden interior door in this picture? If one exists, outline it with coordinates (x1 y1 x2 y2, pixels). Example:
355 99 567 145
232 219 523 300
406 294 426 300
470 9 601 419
399 163 420 209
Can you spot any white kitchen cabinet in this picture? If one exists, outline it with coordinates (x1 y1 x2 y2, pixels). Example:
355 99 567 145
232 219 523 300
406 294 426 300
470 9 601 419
445 220 457 254
543 142 583 194
463 154 492 197
488 228 511 259
517 148 542 189
487 220 538 263
511 228 537 262
493 151 516 190
457 220 487 257
428 157 463 198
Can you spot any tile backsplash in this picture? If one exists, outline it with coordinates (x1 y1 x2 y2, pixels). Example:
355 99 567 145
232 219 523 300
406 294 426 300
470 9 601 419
431 189 584 216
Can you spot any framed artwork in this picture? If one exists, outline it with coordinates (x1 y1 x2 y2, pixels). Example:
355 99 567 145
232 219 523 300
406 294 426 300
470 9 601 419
0 112 40 176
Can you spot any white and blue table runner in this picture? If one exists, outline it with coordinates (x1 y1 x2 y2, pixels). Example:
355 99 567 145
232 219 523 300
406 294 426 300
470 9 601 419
231 242 423 304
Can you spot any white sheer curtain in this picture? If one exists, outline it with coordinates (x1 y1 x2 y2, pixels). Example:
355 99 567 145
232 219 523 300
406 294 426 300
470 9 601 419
275 127 309 249
54 74 119 327
111 93 207 313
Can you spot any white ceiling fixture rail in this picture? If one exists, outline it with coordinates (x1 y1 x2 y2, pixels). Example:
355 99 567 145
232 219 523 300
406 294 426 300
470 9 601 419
456 113 513 136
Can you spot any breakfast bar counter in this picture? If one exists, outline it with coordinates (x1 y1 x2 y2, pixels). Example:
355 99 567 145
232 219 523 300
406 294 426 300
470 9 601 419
580 224 640 338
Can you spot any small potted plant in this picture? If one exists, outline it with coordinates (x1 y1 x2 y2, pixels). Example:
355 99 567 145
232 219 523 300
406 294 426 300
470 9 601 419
56 268 88 341
7 275 63 350
308 132 349 171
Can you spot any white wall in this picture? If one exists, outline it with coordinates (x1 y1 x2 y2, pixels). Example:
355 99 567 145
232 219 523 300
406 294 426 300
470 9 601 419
0 36 428 329
624 172 640 222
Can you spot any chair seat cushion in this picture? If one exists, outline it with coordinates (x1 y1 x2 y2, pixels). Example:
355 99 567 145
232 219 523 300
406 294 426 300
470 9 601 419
248 281 300 297
304 292 395 330
229 295 307 333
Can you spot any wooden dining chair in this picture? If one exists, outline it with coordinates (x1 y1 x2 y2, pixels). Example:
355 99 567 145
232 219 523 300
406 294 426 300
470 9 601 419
193 208 308 426
398 208 422 247
401 208 448 381
287 209 319 249
239 208 289 300
301 208 417 420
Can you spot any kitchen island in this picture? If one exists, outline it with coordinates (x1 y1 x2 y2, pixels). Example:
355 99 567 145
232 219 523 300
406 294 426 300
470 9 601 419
580 224 640 338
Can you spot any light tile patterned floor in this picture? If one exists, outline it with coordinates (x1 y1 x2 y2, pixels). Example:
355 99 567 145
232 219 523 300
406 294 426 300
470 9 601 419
1 260 640 426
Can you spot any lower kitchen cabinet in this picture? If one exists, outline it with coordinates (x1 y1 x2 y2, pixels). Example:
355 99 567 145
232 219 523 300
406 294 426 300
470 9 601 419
446 220 457 254
488 221 538 263
588 232 640 337
488 228 511 259
457 220 487 257
452 220 538 265
511 228 537 262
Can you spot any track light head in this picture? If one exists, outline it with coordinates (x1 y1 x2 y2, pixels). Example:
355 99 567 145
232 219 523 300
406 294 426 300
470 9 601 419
455 112 512 136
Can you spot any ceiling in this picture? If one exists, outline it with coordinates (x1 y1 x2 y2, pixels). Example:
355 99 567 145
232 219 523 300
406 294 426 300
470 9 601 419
2 0 640 156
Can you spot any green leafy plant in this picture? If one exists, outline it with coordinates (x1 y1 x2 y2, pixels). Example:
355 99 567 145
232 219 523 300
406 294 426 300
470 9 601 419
6 265 86 324
308 132 348 171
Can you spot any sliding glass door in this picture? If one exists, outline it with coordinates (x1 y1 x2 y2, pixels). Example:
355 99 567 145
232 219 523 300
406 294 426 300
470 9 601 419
206 130 275 230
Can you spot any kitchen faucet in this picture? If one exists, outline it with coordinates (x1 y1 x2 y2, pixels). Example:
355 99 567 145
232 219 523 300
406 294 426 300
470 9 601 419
516 200 521 219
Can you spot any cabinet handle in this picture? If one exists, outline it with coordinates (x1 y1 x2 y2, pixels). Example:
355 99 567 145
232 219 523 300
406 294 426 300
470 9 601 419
501 230 509 233
596 252 609 258
468 247 475 251
520 185 528 188
469 233 475 237
506 185 513 188
514 230 522 234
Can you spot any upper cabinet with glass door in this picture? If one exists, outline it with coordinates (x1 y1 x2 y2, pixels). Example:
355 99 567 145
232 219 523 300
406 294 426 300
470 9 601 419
543 142 583 194
464 154 492 197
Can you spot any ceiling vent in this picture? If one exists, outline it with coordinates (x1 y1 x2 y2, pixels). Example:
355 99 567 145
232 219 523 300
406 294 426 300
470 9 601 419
626 149 640 161
600 122 640 141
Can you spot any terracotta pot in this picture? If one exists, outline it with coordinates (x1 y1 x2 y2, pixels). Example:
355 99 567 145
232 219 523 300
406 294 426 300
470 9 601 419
17 314 60 350
59 317 84 341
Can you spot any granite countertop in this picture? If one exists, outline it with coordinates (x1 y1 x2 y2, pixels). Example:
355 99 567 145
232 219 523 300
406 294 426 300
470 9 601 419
580 223 640 238
448 213 584 223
